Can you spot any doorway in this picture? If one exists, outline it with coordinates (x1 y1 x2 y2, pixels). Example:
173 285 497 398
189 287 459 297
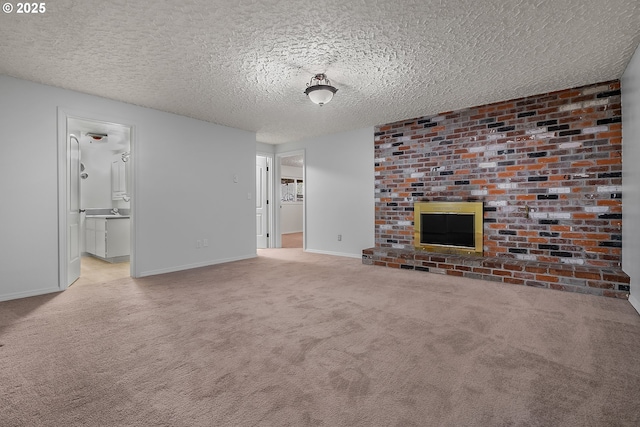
276 151 305 249
58 109 134 290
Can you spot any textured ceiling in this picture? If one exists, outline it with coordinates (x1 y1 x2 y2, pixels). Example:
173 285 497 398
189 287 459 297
1 0 638 144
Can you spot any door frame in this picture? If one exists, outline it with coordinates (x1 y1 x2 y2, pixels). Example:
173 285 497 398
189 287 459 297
256 152 273 248
57 107 137 289
275 150 306 249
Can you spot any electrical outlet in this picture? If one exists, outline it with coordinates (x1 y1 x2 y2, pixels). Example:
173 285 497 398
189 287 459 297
203 238 209 247
196 240 202 249
337 234 342 241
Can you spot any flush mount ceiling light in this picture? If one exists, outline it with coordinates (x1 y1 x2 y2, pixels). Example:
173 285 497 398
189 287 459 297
304 73 338 106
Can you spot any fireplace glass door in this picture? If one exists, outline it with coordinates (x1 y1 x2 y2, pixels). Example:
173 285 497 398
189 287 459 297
421 213 475 247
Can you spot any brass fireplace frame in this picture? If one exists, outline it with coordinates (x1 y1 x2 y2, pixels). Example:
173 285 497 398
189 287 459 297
413 201 484 256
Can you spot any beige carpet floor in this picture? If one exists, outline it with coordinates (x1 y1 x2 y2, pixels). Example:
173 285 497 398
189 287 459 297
1 248 639 426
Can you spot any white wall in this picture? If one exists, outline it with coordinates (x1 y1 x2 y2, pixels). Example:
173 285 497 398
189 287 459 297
281 165 303 179
256 141 275 154
0 75 256 301
622 46 640 314
276 127 375 258
280 204 303 234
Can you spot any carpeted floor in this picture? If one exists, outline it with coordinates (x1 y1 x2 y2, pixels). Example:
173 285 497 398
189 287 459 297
1 248 639 426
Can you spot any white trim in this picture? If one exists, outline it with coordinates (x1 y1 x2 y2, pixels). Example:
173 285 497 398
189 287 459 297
0 287 61 303
138 254 257 277
305 248 363 259
629 293 640 316
256 152 274 248
57 109 68 291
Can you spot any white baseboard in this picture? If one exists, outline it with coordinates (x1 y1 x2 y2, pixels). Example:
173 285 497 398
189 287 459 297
629 293 640 316
138 254 257 278
0 287 61 302
304 248 362 259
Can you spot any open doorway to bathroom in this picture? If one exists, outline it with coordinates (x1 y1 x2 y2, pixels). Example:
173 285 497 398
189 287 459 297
58 111 133 289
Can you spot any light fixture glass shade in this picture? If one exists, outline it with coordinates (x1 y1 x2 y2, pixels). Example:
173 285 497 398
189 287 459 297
304 74 338 105
305 85 337 105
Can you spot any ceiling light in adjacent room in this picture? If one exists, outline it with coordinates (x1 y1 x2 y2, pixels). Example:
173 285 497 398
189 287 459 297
86 132 108 142
304 73 338 106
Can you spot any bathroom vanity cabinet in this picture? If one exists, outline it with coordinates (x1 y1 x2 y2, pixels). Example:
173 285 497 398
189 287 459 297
85 216 130 262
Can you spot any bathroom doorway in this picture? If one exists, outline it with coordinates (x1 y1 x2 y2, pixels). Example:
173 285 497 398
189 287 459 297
58 110 134 289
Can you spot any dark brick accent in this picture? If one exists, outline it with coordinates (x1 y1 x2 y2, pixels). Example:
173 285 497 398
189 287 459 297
558 129 582 137
550 251 573 257
598 214 622 219
597 117 622 125
598 172 622 178
509 248 528 254
596 89 621 98
487 121 505 128
539 244 560 250
518 111 536 118
540 232 560 237
599 241 622 248
548 124 569 131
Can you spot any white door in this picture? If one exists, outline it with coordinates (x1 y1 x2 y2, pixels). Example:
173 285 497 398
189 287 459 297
256 156 268 248
67 134 81 286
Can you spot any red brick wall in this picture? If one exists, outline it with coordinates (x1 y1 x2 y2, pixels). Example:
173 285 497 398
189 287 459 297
374 80 622 268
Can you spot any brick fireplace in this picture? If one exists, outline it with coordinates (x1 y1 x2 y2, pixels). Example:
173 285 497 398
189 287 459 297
363 80 630 298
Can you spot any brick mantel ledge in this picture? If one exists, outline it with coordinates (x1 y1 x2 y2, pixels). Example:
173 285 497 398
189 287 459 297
362 247 630 299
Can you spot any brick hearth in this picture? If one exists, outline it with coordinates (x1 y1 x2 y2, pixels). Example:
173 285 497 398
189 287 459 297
363 247 629 298
364 80 629 298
